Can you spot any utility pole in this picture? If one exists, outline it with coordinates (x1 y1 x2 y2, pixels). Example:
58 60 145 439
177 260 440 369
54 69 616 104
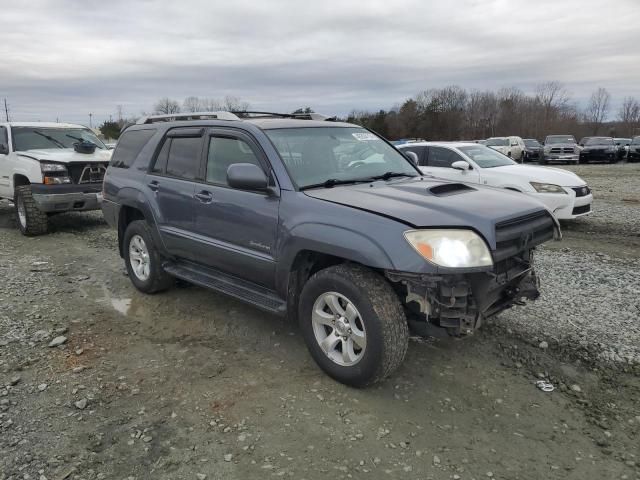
3 99 9 122
89 113 93 128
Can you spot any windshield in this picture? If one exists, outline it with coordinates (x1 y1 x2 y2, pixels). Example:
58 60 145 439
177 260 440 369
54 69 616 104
632 136 640 145
458 145 517 168
12 127 106 151
584 137 613 146
265 127 418 189
524 139 541 147
545 135 576 145
485 138 508 147
614 138 631 145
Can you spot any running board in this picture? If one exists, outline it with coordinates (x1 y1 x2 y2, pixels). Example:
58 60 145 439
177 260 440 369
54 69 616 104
162 261 287 315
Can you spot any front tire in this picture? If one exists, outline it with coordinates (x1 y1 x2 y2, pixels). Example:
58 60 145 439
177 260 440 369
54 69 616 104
14 185 48 236
298 264 409 387
123 220 173 294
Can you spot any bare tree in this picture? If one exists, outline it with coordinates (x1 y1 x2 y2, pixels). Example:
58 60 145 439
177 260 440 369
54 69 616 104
183 96 204 112
153 98 181 115
222 96 250 112
585 87 611 135
618 97 640 123
534 81 571 132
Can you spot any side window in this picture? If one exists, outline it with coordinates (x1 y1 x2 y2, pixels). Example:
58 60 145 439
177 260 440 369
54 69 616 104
109 129 156 168
166 136 202 180
401 146 426 166
428 147 463 168
206 136 263 186
0 126 7 144
151 138 170 174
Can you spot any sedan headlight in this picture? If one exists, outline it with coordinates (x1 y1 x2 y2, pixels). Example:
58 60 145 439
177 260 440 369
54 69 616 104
404 229 493 268
530 182 567 194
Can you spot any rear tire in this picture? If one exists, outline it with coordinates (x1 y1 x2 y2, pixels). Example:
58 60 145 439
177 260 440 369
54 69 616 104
123 220 173 294
14 185 48 236
298 264 409 387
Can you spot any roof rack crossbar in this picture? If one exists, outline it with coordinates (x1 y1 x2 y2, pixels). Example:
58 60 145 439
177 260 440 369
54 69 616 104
136 111 240 124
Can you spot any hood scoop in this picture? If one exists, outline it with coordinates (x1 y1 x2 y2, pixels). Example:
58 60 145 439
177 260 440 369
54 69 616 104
428 183 476 196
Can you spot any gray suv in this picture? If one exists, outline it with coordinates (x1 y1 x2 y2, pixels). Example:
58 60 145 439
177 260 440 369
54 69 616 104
102 111 559 386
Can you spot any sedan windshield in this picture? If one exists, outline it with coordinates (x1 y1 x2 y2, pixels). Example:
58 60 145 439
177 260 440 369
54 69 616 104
546 135 576 144
485 138 508 147
584 137 613 146
524 139 541 147
265 127 418 189
614 138 631 145
458 145 517 168
12 127 106 152
632 136 640 145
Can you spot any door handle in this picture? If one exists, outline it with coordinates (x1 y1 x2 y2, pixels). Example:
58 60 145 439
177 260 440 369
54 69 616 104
148 181 159 192
194 190 213 204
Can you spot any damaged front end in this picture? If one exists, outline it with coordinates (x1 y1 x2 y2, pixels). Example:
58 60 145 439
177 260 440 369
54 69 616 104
387 249 540 336
388 209 559 336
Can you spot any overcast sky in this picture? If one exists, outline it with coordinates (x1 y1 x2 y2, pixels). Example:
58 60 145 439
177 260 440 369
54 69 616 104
1 0 639 125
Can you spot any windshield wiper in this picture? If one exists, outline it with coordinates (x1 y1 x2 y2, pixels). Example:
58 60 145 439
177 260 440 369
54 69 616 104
66 134 98 147
367 171 417 181
33 130 65 149
300 178 367 190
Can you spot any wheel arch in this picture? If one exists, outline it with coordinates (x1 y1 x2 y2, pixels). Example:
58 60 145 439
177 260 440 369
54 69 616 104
117 201 164 258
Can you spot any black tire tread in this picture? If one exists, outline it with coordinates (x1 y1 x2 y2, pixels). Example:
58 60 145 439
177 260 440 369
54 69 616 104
307 264 409 386
15 185 48 236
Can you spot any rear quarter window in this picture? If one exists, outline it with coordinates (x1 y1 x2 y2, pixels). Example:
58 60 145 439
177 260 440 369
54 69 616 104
110 129 156 168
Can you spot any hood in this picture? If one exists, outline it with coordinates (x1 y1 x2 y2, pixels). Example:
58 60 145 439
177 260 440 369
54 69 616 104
544 143 576 150
490 164 586 187
304 178 552 249
16 148 112 163
488 145 508 153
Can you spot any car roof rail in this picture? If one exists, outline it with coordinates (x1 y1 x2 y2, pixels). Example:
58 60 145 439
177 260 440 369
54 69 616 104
232 111 338 121
136 111 240 124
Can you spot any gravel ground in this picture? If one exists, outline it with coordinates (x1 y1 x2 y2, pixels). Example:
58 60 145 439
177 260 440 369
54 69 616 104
495 162 640 369
1 162 639 480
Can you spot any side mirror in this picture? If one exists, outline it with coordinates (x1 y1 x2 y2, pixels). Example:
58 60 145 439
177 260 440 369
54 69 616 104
227 163 269 191
451 160 470 171
0 143 9 155
403 151 419 166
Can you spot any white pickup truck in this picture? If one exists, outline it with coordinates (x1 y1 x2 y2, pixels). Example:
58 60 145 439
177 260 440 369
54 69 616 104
0 122 112 235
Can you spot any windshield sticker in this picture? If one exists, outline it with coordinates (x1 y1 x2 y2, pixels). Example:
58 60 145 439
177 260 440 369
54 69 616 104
352 132 378 141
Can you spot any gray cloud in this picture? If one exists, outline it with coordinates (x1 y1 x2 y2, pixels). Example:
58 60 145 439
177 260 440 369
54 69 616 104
1 0 639 125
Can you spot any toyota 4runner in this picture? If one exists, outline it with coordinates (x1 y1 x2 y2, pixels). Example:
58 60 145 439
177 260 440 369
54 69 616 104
0 122 111 235
102 111 560 387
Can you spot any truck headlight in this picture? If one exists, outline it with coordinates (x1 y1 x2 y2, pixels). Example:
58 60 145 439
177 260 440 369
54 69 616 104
530 182 566 194
40 162 71 184
404 229 493 268
40 162 68 172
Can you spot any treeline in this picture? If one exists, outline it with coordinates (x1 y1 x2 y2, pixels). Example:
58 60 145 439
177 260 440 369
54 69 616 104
346 83 640 141
100 83 640 141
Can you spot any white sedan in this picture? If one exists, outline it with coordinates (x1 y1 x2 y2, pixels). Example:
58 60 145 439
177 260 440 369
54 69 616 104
398 142 593 220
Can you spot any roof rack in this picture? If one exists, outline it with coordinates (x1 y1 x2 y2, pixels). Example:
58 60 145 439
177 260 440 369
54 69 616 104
136 111 240 124
232 111 337 121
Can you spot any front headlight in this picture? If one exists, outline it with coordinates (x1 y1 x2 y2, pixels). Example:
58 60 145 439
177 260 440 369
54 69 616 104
530 182 567 194
40 162 68 172
404 229 493 268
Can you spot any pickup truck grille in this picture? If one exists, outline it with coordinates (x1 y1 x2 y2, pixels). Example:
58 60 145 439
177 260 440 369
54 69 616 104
67 163 108 184
494 211 555 262
549 147 575 154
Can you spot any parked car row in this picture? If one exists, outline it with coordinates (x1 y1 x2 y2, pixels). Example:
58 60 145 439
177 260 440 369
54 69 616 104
478 134 640 164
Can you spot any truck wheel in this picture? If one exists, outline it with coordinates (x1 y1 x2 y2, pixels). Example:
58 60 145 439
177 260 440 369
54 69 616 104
123 220 173 294
298 264 408 387
14 185 48 236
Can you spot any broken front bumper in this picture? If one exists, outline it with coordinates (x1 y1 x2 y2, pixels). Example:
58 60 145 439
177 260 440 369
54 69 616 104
30 184 102 213
387 252 540 335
